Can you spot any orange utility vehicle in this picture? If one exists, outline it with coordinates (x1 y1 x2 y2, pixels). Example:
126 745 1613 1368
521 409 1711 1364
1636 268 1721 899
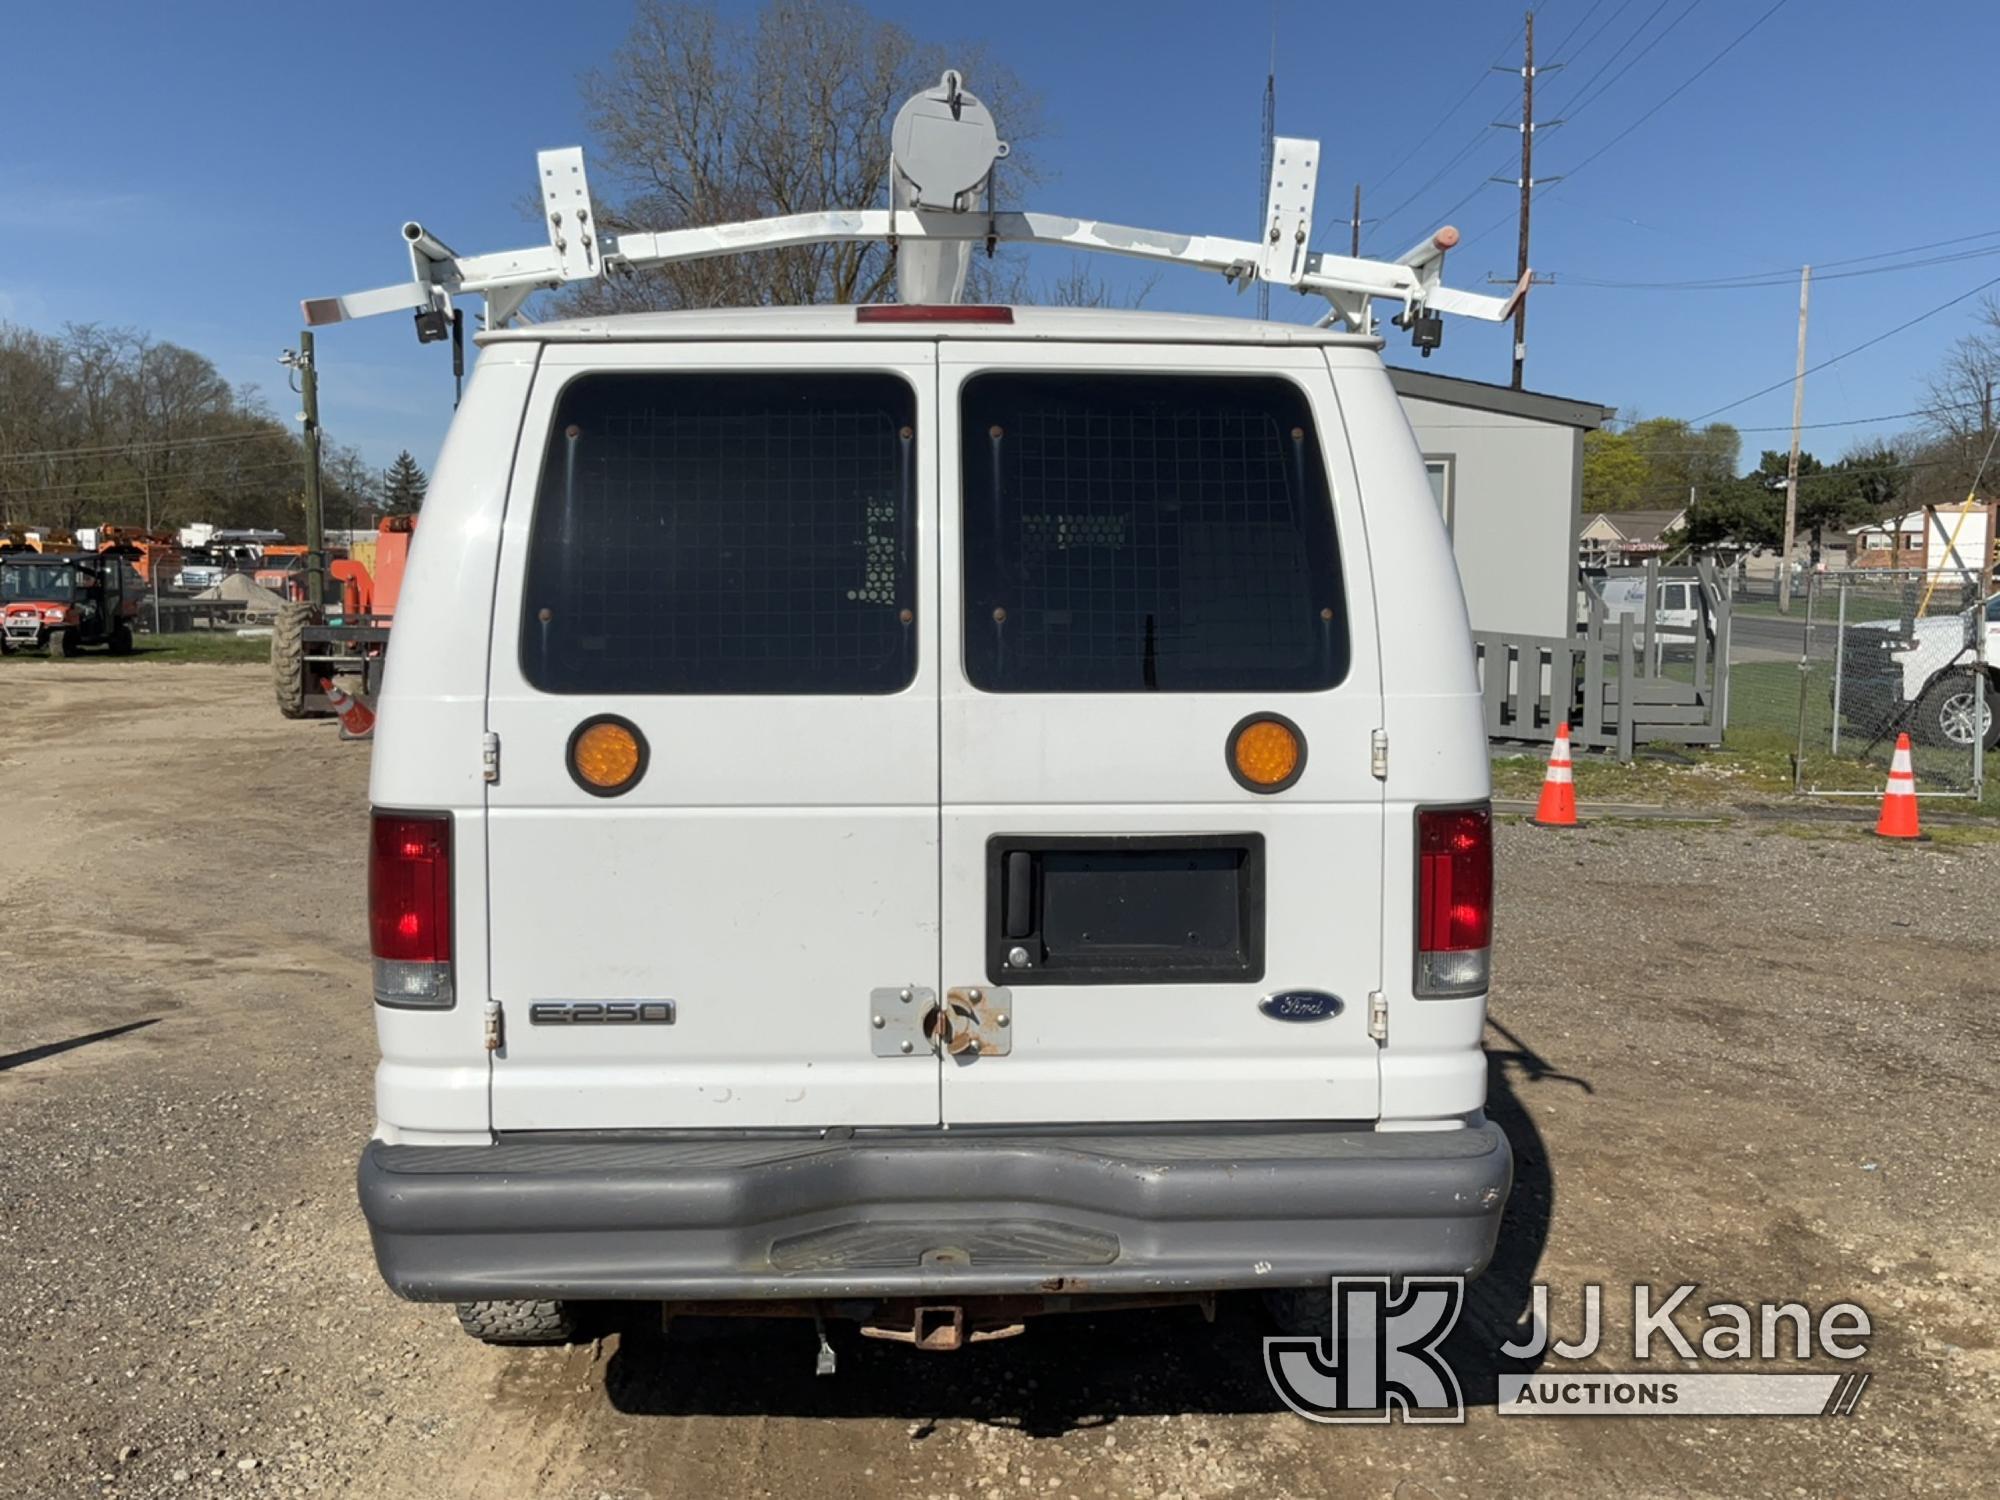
1 551 141 656
271 513 415 717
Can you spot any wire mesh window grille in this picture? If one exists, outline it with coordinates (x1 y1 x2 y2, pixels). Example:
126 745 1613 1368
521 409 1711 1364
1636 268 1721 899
520 372 917 694
960 374 1348 692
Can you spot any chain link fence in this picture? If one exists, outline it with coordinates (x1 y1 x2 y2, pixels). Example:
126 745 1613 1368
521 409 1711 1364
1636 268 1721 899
1720 569 1990 797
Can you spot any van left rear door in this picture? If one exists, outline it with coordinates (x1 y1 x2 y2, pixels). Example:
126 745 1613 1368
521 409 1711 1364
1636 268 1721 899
483 342 942 1130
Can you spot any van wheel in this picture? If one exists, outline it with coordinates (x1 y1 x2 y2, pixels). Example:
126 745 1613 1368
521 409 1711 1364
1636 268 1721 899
1917 671 1998 750
54 628 81 658
1263 1285 1334 1339
108 623 134 657
453 1299 577 1346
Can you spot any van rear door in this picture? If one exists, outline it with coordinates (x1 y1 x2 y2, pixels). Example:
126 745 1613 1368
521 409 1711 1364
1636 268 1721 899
483 343 941 1130
935 344 1384 1125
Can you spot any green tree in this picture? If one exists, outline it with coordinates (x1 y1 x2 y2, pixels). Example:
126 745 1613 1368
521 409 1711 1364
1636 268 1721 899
1582 428 1646 511
1798 445 1903 562
1583 415 1740 513
382 450 428 513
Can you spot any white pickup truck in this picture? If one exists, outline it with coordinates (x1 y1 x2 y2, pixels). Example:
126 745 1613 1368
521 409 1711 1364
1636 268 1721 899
1843 592 1998 749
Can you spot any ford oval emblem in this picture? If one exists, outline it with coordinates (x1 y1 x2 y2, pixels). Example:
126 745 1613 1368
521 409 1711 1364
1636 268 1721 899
1259 990 1342 1022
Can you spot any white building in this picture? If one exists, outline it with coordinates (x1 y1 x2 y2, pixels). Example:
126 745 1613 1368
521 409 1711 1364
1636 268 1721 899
1390 369 1616 641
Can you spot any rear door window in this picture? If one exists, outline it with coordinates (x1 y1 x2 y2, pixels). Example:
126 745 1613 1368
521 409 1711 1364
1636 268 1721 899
960 373 1347 692
520 371 917 695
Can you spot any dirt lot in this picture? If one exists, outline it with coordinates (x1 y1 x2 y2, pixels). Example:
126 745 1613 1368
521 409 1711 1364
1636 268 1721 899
2 661 1996 1499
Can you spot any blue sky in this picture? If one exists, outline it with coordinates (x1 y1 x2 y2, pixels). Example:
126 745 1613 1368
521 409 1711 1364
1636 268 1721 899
4 0 1996 473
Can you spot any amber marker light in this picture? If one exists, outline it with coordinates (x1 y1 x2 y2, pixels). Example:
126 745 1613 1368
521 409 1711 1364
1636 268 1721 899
567 715 649 797
1226 713 1307 794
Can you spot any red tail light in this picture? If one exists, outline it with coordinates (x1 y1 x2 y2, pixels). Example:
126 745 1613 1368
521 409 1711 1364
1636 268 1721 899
369 810 454 1008
1416 803 1492 996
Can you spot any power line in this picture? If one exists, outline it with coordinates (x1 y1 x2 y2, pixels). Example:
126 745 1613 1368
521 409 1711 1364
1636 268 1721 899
0 457 306 498
1560 241 2000 290
1541 0 1678 120
1561 0 1702 124
1690 271 2000 423
1546 0 1613 56
1816 227 2000 274
1457 0 1792 258
0 427 291 466
1359 18 1524 205
1559 0 1794 182
1606 396 1990 434
1378 0 1681 257
1365 121 1509 251
1549 0 1641 70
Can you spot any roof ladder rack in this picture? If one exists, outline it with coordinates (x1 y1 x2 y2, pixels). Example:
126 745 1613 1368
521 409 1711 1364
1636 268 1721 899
304 72 1528 353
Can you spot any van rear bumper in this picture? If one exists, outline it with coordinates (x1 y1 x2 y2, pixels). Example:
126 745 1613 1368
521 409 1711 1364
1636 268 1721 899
358 1121 1512 1302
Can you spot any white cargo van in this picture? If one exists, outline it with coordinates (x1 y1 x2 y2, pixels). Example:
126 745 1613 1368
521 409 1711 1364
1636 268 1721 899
328 76 1513 1356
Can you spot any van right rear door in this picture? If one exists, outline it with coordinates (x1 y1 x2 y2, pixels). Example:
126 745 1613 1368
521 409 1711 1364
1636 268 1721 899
934 342 1386 1126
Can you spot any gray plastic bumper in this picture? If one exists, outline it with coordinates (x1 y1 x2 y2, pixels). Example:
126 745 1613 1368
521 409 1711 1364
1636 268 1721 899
357 1121 1512 1302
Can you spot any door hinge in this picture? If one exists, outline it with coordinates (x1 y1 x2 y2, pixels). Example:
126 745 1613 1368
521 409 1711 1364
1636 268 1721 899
1367 990 1388 1043
481 731 501 784
483 999 504 1051
1370 728 1389 780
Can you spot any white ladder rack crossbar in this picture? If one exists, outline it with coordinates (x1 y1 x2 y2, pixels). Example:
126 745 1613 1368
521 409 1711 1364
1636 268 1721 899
303 139 1526 340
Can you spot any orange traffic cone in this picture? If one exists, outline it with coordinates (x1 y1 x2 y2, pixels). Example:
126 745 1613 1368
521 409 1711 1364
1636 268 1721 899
1872 733 1923 840
319 677 376 741
1533 722 1579 827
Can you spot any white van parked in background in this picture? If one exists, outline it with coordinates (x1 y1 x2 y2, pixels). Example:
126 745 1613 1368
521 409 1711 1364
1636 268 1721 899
355 304 1509 1352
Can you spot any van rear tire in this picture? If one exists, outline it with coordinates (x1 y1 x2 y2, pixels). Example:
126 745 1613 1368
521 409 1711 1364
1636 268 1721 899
453 1299 577 1346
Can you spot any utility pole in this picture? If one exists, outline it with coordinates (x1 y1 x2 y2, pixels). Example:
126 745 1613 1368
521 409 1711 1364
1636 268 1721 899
1513 11 1534 389
142 469 161 635
1350 183 1362 258
1494 12 1560 389
1778 264 1811 615
297 330 325 612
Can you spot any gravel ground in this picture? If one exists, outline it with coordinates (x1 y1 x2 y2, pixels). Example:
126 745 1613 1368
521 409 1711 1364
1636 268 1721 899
1 661 1995 1499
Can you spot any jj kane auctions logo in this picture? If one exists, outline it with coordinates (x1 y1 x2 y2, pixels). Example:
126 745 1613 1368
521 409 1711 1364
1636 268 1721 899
1265 1279 1873 1422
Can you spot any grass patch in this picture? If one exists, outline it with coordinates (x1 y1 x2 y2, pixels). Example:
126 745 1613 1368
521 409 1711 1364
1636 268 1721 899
1493 730 2000 817
0 631 270 665
1923 822 2000 849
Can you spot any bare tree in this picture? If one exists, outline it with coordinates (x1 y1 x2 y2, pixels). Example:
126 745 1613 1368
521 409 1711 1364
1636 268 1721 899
0 321 305 533
564 0 1043 314
1024 258 1159 310
1921 295 2000 445
1916 296 2000 509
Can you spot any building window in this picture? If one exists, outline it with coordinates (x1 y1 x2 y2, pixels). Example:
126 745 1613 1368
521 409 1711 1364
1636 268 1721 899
1423 456 1455 535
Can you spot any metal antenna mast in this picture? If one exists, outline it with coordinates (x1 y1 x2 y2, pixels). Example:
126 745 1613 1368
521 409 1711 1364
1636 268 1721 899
1258 18 1276 320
